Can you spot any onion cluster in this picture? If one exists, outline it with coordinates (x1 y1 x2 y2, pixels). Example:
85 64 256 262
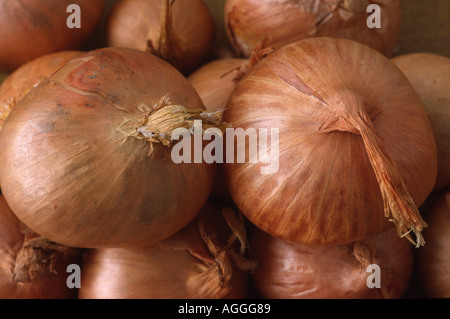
0 0 447 300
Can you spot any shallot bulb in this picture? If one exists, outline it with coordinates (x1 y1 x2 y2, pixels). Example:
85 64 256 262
250 226 414 299
0 47 227 249
416 189 450 298
223 37 437 247
392 53 450 192
0 0 106 72
79 204 255 299
0 51 84 130
107 0 215 75
0 196 82 299
224 0 401 58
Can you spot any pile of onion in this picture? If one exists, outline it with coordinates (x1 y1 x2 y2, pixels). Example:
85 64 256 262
249 226 414 299
106 0 215 75
392 53 450 192
79 203 255 299
223 37 437 248
0 0 106 73
0 47 228 249
0 196 81 299
224 0 401 58
416 189 450 298
0 51 85 131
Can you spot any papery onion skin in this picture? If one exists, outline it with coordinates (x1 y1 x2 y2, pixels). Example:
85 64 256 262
0 51 85 130
106 0 215 75
0 47 215 249
392 53 450 192
416 190 450 298
79 203 250 299
0 0 106 73
0 196 81 299
250 226 414 299
224 0 401 58
188 58 247 112
223 37 437 247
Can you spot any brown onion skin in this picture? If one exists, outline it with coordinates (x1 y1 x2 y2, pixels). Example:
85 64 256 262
392 53 450 192
225 0 401 58
188 58 246 112
106 0 215 75
0 0 106 73
0 47 215 249
0 51 85 130
79 203 249 299
416 190 450 298
0 196 81 299
250 227 414 299
223 37 437 247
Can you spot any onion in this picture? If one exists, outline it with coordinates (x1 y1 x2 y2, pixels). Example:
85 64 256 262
106 0 215 75
0 196 81 299
416 189 450 298
0 51 85 131
0 47 227 249
249 226 414 299
223 37 437 247
0 0 106 73
392 53 450 192
79 203 255 299
224 0 401 58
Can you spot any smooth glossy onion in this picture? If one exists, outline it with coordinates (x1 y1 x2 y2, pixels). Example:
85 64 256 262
0 51 84 131
416 189 450 298
106 0 215 75
79 203 255 299
0 0 106 73
249 226 414 299
224 0 401 58
392 53 450 192
0 47 224 249
0 196 81 299
223 37 437 247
